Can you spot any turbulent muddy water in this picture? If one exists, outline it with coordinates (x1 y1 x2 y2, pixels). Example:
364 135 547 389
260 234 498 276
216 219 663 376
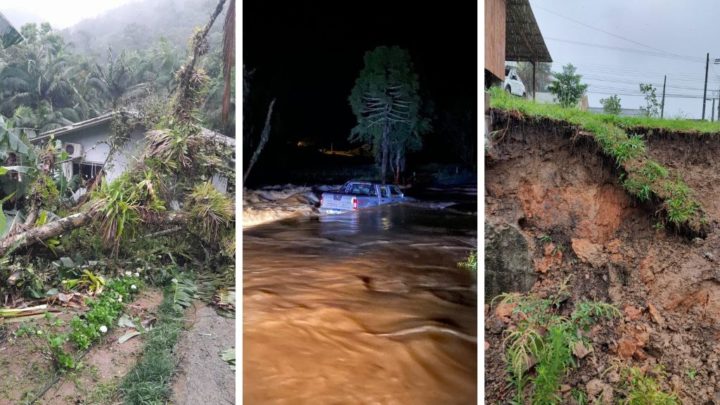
243 191 477 404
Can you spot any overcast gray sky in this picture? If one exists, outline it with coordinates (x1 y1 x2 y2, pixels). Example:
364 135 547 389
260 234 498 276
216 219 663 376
530 0 720 119
2 0 141 29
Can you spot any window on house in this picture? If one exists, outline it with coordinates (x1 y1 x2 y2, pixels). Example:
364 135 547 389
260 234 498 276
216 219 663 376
72 162 104 182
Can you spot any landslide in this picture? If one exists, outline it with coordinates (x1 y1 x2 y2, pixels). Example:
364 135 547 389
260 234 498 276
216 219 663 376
485 110 720 404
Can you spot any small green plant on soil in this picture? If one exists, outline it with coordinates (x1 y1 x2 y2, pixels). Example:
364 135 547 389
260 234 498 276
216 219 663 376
572 388 588 405
619 365 678 404
538 234 552 244
120 277 195 404
457 249 477 276
493 288 621 404
686 368 697 381
14 313 76 371
489 87 706 234
69 274 143 350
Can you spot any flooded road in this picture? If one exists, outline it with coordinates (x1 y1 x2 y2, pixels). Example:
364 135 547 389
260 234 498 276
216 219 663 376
244 192 477 404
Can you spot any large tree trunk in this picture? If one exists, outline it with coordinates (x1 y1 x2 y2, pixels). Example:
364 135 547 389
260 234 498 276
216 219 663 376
244 98 275 183
174 0 228 122
381 123 389 185
394 149 401 184
0 211 94 257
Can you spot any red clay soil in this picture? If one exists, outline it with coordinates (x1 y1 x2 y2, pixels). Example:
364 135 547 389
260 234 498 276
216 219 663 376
485 115 720 404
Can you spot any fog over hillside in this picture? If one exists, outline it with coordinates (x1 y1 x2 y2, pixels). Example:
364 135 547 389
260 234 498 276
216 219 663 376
62 0 223 59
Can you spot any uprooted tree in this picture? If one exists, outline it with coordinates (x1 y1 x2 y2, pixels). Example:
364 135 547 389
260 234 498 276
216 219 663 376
348 46 430 184
0 0 235 260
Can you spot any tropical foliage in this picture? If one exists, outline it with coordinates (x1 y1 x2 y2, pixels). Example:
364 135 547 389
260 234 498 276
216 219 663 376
349 46 430 184
0 21 233 135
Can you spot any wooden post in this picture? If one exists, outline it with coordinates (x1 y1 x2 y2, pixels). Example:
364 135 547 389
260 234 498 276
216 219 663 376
713 98 716 122
703 53 709 120
660 75 666 119
532 61 536 101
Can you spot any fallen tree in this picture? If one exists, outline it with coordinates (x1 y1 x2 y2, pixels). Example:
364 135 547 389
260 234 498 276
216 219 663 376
0 0 235 260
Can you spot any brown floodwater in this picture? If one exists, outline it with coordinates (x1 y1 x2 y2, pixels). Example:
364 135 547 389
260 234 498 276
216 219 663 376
244 200 477 404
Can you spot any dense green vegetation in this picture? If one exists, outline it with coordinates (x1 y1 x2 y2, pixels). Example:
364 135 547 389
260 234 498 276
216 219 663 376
489 87 707 234
0 18 233 135
349 46 431 184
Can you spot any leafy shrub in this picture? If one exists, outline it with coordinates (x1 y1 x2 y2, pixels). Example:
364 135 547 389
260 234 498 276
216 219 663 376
620 366 678 405
495 288 620 404
69 275 142 350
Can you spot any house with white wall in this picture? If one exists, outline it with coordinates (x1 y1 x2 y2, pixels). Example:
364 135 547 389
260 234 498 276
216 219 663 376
29 111 234 199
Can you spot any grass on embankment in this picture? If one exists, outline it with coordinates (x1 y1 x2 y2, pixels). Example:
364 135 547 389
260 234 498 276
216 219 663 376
488 87 708 236
120 278 195 404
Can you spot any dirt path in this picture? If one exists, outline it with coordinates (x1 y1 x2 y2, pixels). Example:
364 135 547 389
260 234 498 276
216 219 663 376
38 290 163 404
171 302 235 405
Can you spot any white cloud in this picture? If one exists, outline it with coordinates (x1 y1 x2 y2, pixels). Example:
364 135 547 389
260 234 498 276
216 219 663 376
2 0 142 29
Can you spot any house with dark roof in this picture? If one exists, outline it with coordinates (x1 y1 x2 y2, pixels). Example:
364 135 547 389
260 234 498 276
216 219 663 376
484 0 552 98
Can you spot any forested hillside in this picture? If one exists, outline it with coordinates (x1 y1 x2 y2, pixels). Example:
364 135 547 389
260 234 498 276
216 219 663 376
0 0 233 135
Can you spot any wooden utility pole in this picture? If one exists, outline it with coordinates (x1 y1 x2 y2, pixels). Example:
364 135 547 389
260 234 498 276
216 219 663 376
703 53 709 120
713 98 716 122
661 75 666 118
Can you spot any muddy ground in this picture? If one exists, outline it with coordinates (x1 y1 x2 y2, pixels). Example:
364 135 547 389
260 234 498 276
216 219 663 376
485 113 720 404
40 290 163 404
1 290 234 404
0 290 162 405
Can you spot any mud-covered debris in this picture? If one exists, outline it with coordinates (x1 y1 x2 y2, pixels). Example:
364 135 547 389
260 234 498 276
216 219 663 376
571 238 606 267
118 314 136 328
572 340 593 359
624 305 643 321
617 337 637 359
494 302 516 322
586 378 613 404
118 330 141 344
647 303 665 326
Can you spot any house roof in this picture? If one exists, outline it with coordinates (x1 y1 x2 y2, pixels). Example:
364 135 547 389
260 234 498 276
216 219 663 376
505 0 552 63
32 112 119 142
32 111 235 145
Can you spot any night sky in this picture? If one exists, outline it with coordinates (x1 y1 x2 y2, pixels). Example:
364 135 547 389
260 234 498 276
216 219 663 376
243 0 477 184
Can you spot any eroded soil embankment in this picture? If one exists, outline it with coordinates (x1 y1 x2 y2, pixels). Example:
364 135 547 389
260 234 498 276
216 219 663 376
485 116 720 404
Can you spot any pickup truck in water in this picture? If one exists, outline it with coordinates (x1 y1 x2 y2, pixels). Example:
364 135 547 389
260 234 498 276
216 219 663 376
319 181 406 213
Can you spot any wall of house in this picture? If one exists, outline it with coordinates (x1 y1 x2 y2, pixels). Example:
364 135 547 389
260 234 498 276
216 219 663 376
56 123 231 200
56 124 112 165
485 0 506 82
105 129 147 182
56 123 146 183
